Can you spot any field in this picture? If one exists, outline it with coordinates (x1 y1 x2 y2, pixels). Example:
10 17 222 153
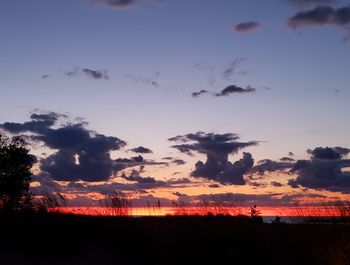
1 213 350 265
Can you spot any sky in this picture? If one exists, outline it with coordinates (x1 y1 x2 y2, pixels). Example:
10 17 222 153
0 0 350 209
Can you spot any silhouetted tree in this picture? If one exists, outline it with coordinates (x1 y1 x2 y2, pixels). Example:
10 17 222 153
0 134 34 211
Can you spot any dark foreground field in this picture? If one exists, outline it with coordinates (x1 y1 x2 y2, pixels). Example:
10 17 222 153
1 214 350 265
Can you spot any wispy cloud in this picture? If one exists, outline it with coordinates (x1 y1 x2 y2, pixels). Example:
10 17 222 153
192 89 209 98
63 67 109 80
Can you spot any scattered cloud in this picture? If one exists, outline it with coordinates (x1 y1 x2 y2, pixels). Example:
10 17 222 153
161 156 186 165
169 132 258 184
121 166 166 185
215 85 256 97
95 0 165 9
280 157 295 162
192 85 257 98
123 73 160 88
287 5 350 29
208 184 220 188
41 74 50 79
234 21 261 32
173 159 186 165
130 146 153 154
100 0 135 8
82 68 109 80
222 58 248 80
192 89 209 98
63 67 109 80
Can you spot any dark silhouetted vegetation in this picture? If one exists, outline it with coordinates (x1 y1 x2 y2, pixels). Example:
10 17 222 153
0 134 34 212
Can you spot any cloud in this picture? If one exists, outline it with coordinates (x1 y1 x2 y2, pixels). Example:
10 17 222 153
285 0 337 8
123 73 160 88
215 85 256 97
192 90 209 98
96 0 164 9
64 67 109 80
101 0 135 8
289 146 350 192
270 181 284 187
82 68 109 80
130 146 153 154
41 75 50 79
287 5 350 29
173 159 186 165
234 21 261 32
169 132 258 184
0 112 161 182
253 159 294 175
280 157 295 162
307 146 350 159
192 85 257 98
121 166 166 185
222 58 247 80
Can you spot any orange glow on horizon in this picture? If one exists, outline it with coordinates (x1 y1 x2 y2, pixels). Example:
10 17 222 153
51 206 346 218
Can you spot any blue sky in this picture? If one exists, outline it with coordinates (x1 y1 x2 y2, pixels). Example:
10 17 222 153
1 0 350 206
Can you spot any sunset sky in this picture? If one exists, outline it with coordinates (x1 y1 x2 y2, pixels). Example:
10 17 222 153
1 0 350 209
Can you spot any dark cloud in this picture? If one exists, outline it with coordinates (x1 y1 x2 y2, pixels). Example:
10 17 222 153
307 146 350 159
215 85 256 97
234 21 261 32
287 5 350 29
280 157 295 162
169 132 258 184
121 166 166 185
248 181 267 188
192 90 209 98
251 158 295 175
82 68 109 80
288 152 295 156
285 0 337 8
97 0 164 9
270 181 284 187
172 191 187 197
64 67 109 80
0 112 162 182
173 159 186 165
130 146 153 154
191 84 257 98
208 184 220 188
102 0 135 8
41 74 50 79
289 147 350 192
